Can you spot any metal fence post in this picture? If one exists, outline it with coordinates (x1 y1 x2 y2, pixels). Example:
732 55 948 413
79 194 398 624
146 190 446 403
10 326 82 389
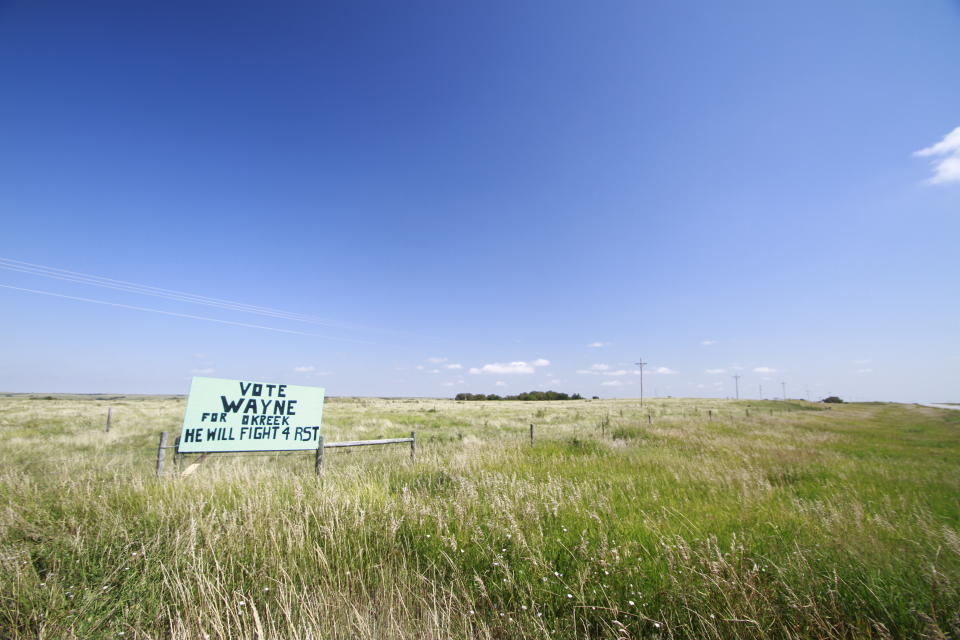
156 431 168 477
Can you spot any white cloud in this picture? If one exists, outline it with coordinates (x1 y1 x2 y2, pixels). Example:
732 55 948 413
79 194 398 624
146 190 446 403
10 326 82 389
650 367 678 375
469 359 549 375
915 126 960 184
600 380 623 387
753 366 777 373
853 359 872 365
705 368 726 374
701 340 717 346
441 382 455 387
587 341 610 348
293 365 315 373
495 380 506 386
191 368 215 375
427 357 448 363
577 364 611 375
578 363 674 376
443 363 462 370
856 368 873 374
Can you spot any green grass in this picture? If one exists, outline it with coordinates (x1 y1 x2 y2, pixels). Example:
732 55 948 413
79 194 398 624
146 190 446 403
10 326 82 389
0 396 958 639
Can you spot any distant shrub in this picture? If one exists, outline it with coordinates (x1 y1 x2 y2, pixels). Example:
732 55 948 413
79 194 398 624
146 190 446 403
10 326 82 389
454 391 583 402
822 396 844 404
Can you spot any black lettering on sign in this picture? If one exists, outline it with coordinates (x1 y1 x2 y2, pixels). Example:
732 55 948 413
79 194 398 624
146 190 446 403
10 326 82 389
221 396 244 413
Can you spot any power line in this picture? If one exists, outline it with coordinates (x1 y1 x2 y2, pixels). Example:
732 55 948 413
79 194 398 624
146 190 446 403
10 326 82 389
634 359 647 407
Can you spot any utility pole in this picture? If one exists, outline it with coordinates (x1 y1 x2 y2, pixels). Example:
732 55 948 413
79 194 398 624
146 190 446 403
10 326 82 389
732 374 741 400
634 359 647 407
781 381 787 400
758 383 763 399
805 389 810 401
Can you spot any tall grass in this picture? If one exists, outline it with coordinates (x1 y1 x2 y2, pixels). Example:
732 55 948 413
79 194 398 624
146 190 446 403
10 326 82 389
0 395 958 638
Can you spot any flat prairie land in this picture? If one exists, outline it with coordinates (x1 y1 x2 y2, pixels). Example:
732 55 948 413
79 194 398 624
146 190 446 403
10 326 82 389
0 395 958 639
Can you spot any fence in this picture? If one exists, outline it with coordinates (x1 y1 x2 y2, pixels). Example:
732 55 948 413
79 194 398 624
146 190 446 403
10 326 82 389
156 431 416 477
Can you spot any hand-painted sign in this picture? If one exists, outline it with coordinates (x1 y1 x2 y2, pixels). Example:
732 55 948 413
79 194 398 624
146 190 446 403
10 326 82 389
177 377 325 453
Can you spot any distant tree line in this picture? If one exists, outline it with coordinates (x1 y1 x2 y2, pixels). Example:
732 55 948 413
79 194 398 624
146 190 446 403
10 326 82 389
454 390 583 401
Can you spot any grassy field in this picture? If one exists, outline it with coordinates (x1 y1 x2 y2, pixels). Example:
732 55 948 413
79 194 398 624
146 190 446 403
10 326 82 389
0 395 958 639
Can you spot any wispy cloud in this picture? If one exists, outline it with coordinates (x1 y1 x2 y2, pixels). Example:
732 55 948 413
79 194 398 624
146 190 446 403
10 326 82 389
853 359 872 365
856 368 873 374
293 365 332 376
495 380 506 386
701 340 717 346
600 380 623 387
191 367 215 375
915 126 960 184
469 359 550 375
650 366 678 375
576 364 610 374
705 368 726 374
417 365 441 373
426 357 448 363
443 363 462 370
578 366 611 375
586 341 610 348
753 366 776 373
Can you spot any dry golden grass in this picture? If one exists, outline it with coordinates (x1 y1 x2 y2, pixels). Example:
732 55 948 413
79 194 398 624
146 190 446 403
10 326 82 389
1 394 958 639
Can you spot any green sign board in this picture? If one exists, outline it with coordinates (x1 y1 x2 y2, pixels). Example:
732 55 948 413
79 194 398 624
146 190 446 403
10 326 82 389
177 376 325 453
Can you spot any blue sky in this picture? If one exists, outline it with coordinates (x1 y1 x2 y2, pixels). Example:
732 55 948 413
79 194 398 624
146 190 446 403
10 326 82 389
1 1 958 402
